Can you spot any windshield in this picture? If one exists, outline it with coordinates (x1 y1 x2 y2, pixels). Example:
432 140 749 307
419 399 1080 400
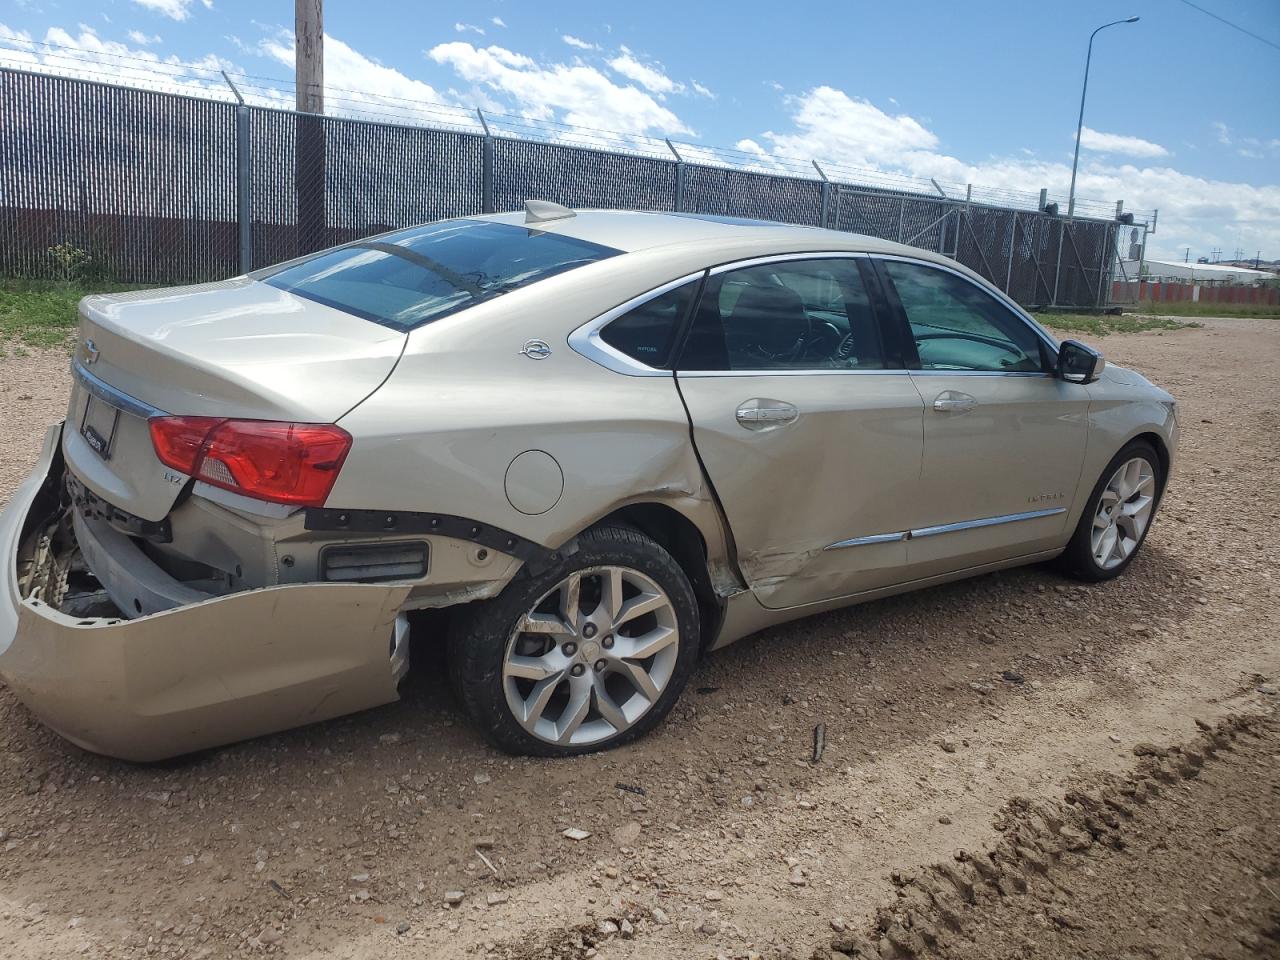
256 219 620 330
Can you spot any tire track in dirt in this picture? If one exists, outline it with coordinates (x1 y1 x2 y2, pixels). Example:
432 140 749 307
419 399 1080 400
818 711 1279 960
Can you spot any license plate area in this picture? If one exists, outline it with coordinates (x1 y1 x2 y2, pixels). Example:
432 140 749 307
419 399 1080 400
81 393 122 460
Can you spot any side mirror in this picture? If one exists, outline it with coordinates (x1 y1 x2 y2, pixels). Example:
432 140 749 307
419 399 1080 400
1057 339 1105 384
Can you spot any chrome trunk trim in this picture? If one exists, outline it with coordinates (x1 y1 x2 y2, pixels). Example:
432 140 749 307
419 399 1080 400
72 361 168 420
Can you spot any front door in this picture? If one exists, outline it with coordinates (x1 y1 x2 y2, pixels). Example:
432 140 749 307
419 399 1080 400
874 257 1089 579
675 254 925 610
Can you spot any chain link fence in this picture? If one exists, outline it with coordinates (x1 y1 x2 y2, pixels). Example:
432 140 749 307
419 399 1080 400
1 66 1131 307
0 68 239 283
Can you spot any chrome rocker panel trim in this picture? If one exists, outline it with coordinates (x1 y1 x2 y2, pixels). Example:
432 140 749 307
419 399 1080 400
825 506 1067 551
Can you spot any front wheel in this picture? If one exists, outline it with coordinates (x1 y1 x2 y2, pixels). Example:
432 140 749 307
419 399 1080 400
1055 440 1163 582
448 525 700 756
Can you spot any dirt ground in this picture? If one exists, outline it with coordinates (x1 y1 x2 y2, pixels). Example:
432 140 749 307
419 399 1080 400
0 318 1277 960
850 712 1280 960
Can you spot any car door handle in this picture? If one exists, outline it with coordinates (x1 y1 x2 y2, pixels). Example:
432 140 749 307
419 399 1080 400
736 398 798 430
932 390 978 414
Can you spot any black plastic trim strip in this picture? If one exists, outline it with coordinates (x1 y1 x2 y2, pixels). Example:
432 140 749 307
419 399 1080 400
304 508 559 572
65 470 173 543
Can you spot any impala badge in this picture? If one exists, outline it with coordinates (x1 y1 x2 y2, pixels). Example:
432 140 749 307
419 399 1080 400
520 339 552 360
1027 492 1065 504
81 338 100 365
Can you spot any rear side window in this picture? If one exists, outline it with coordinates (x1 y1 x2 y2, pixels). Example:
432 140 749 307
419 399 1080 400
598 282 697 368
257 220 620 331
678 258 885 371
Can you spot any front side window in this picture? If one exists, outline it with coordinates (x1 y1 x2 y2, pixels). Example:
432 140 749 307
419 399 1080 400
257 220 620 331
598 282 698 368
678 258 886 371
880 260 1046 373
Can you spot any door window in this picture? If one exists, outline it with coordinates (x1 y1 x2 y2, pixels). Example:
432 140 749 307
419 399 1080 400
881 260 1047 373
678 258 886 371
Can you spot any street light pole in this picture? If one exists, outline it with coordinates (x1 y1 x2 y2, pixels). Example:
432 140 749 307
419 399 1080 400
1067 16 1139 219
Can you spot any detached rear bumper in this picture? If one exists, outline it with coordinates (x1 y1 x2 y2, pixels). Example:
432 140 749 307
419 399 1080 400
0 424 412 762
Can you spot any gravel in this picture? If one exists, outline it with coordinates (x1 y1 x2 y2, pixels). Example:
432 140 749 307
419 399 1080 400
0 318 1277 959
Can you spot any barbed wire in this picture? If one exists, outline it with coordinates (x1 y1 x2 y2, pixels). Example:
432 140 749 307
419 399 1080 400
0 34 1151 222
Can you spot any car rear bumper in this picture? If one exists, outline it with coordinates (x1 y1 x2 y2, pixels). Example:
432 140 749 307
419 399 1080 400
0 423 413 762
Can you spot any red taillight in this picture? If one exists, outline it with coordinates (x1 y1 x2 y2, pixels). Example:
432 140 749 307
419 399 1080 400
148 416 223 475
148 417 352 507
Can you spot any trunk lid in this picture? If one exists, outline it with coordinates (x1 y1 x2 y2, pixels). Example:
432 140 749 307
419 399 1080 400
65 277 406 522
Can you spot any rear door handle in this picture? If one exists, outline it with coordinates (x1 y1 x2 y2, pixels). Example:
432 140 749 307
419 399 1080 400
736 398 798 430
932 390 978 414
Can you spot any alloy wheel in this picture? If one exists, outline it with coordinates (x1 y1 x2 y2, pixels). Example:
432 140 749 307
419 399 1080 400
501 566 680 746
1090 456 1156 570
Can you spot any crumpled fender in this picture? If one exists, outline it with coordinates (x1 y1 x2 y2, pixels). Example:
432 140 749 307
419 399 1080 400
0 425 412 762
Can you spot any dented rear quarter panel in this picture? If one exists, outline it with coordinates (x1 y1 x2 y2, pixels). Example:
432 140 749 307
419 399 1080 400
328 247 744 558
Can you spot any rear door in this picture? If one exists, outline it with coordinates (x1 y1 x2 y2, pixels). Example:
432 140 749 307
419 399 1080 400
673 254 925 610
873 256 1089 578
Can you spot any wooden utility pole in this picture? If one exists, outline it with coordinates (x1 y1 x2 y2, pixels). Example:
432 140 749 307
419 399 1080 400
295 0 323 114
295 0 325 253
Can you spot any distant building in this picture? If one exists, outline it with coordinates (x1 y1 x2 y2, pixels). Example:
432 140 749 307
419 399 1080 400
1120 259 1275 285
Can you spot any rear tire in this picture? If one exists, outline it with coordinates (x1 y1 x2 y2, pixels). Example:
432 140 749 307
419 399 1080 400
448 525 700 756
1055 440 1163 582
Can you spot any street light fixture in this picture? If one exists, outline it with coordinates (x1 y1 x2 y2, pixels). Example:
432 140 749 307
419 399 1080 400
1067 16 1140 218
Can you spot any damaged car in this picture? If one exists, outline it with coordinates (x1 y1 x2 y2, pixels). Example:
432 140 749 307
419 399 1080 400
0 203 1178 761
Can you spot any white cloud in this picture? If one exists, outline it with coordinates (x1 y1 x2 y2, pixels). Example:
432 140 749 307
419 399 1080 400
428 41 691 137
1079 126 1169 158
0 22 237 98
747 84 1280 262
562 34 598 51
759 86 938 168
490 16 506 28
127 30 162 45
454 23 484 36
692 80 714 99
607 52 682 96
1212 121 1232 145
259 32 462 124
130 0 198 22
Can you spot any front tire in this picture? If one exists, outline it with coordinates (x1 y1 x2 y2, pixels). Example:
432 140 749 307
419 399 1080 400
1056 440 1162 582
448 525 700 756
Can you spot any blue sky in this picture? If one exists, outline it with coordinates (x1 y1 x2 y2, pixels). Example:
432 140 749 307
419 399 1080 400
3 0 1278 259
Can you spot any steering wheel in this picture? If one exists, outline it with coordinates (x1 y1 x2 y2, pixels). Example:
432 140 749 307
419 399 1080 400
796 320 842 361
914 330 1030 369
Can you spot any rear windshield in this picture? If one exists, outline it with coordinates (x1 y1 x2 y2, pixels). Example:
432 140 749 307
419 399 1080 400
256 219 620 330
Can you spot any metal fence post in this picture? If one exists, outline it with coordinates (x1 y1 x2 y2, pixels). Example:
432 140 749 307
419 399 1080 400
1096 222 1112 308
222 71 253 274
1004 213 1017 295
665 139 685 212
476 109 494 214
236 107 252 273
1051 219 1065 307
812 160 830 228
